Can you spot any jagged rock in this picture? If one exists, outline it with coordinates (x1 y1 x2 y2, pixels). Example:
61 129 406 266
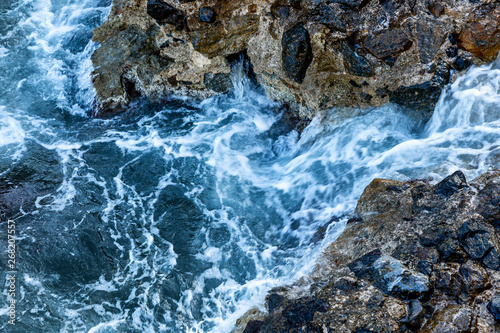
243 320 263 333
240 171 500 333
283 298 329 324
434 170 467 197
147 0 187 30
421 305 472 333
407 299 425 330
267 293 285 313
204 72 232 93
363 28 413 60
428 2 444 18
437 239 468 263
475 172 500 228
281 23 313 84
91 0 498 117
433 263 462 296
342 43 374 77
458 221 498 260
459 261 491 295
332 0 370 11
350 253 430 299
488 296 500 322
387 81 442 121
415 19 446 64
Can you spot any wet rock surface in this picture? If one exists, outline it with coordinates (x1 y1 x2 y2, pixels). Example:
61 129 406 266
91 0 500 119
237 171 500 332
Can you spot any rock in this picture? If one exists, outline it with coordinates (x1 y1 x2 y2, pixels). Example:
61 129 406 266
407 299 425 330
199 7 216 23
437 239 468 263
433 263 462 296
421 305 472 333
204 72 232 93
243 320 263 333
458 221 497 260
349 253 430 299
332 0 370 11
475 171 500 228
267 293 285 313
483 247 500 270
233 307 267 333
487 296 500 322
354 179 413 223
388 81 441 121
459 4 500 62
434 170 468 197
348 249 383 277
283 298 329 324
342 43 374 77
415 20 446 64
446 46 458 58
321 4 347 32
363 28 413 60
91 0 497 116
459 261 491 295
454 57 472 71
428 2 444 18
147 0 187 30
281 23 313 84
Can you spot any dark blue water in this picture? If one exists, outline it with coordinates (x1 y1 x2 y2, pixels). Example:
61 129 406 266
0 0 499 332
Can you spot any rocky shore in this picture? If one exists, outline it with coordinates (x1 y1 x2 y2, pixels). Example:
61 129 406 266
92 0 499 120
235 170 500 332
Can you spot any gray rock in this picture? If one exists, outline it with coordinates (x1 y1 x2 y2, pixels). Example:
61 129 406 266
459 261 491 295
204 72 232 93
434 170 467 197
199 7 216 23
458 221 496 259
488 296 500 322
281 23 313 84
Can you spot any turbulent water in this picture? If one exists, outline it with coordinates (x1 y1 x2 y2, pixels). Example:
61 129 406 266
0 0 499 332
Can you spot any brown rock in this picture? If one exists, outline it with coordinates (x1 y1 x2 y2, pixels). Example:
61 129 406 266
459 4 500 62
363 28 413 60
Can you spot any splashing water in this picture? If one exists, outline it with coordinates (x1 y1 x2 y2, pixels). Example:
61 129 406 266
0 0 499 332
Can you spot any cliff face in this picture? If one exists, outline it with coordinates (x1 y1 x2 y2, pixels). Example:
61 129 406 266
91 0 500 119
238 171 500 332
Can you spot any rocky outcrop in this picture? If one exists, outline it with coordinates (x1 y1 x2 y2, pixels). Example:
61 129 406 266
236 170 500 332
91 0 500 120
